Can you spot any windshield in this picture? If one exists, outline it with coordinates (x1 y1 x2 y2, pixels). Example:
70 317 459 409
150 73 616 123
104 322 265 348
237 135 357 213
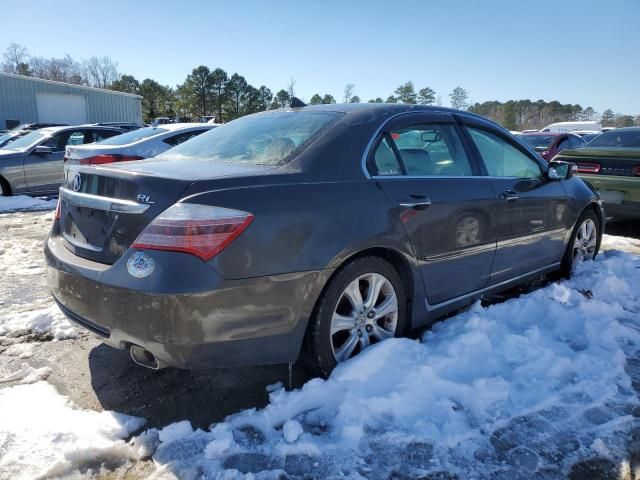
156 111 342 166
1 131 47 151
97 126 167 145
520 135 556 150
587 130 640 148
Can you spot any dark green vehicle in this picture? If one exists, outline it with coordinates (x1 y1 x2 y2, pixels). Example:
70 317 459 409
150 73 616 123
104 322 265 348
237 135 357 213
553 127 640 220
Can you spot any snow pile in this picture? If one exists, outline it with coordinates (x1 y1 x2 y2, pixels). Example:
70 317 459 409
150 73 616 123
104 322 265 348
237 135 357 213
602 233 640 256
0 363 51 384
0 382 145 479
0 195 57 213
0 237 47 276
143 248 640 478
0 304 77 340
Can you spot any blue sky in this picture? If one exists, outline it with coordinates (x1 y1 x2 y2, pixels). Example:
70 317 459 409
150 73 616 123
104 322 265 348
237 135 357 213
2 0 639 114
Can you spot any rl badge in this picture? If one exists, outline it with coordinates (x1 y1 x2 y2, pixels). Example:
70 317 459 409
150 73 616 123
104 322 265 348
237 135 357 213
127 252 155 278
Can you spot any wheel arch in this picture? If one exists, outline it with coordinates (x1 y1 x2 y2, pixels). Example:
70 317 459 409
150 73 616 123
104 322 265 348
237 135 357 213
308 244 425 338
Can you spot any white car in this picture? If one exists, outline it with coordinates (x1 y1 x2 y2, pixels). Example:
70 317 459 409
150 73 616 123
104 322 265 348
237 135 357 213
64 123 217 166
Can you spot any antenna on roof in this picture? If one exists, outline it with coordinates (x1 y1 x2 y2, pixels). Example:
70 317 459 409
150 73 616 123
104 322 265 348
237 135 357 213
290 97 306 108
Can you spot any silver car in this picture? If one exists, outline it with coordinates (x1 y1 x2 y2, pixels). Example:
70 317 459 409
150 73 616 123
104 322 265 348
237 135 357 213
0 125 122 196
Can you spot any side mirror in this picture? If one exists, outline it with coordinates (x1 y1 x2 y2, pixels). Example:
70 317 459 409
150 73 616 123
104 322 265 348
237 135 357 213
34 145 54 155
548 160 577 180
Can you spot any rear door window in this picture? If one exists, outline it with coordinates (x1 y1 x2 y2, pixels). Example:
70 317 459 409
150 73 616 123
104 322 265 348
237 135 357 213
369 123 474 177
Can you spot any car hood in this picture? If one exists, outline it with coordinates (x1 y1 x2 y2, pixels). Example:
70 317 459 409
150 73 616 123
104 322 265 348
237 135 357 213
94 157 279 181
558 147 640 159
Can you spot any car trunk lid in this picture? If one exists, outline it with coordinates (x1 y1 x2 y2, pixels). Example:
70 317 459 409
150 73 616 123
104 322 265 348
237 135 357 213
59 159 277 264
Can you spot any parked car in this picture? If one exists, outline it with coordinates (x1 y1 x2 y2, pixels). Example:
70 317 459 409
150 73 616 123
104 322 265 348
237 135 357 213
519 132 586 161
46 104 603 376
0 123 69 149
0 125 123 196
553 127 640 220
64 123 216 166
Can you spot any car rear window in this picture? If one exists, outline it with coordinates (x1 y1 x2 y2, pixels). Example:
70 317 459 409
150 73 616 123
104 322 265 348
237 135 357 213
520 135 556 150
587 130 640 148
97 126 168 145
156 111 342 166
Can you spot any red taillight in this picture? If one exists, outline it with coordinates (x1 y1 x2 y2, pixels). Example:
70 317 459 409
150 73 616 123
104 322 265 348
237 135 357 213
633 165 640 177
576 163 601 174
54 197 61 220
79 154 144 165
132 204 253 261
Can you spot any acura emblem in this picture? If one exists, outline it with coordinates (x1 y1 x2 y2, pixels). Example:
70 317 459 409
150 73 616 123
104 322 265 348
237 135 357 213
72 173 81 192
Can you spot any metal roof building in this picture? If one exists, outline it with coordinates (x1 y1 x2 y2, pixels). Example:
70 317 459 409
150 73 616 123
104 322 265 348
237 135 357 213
0 73 142 129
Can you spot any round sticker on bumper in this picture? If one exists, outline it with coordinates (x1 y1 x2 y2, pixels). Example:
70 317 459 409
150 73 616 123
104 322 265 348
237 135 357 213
127 252 155 278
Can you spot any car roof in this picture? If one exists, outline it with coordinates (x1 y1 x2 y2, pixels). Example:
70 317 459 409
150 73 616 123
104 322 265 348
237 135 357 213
264 103 498 127
154 123 212 131
32 125 125 135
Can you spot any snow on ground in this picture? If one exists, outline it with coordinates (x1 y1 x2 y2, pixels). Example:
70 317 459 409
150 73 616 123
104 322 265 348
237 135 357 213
602 233 640 256
0 304 77 340
0 195 57 213
0 382 145 480
140 244 640 479
0 235 49 277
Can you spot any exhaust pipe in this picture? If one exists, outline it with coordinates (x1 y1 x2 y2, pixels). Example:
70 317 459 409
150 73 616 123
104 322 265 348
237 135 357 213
129 345 161 370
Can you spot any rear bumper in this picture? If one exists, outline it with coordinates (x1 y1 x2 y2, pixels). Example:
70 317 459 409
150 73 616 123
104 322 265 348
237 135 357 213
580 174 640 219
45 233 333 369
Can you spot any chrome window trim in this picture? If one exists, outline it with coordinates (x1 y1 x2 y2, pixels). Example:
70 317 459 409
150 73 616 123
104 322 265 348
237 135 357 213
59 187 150 214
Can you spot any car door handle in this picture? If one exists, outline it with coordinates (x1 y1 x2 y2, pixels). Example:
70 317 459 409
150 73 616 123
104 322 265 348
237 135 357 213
501 189 519 202
399 198 432 209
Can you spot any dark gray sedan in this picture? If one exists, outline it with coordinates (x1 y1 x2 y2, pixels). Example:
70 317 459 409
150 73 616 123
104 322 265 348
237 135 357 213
46 104 603 376
0 125 122 195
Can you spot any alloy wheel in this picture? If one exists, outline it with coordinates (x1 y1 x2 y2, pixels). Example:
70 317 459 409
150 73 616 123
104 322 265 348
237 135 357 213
571 218 597 268
330 273 398 362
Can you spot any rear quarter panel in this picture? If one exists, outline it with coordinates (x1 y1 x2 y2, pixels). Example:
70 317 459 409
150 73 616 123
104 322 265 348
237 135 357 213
181 179 428 329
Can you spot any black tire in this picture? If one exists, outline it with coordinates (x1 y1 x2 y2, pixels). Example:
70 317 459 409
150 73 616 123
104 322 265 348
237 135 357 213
305 256 407 377
0 177 10 196
558 209 601 278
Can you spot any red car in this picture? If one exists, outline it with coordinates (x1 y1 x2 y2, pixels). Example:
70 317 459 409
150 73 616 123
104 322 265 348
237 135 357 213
519 132 586 161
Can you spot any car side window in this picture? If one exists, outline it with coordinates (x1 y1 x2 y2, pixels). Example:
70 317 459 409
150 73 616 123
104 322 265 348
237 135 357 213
467 127 542 178
41 132 72 151
163 129 206 147
391 123 473 176
93 129 120 142
370 137 403 176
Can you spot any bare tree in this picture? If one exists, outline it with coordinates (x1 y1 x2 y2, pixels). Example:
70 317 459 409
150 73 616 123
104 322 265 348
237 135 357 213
343 83 355 103
287 77 296 99
83 56 119 88
1 43 29 74
29 54 86 84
